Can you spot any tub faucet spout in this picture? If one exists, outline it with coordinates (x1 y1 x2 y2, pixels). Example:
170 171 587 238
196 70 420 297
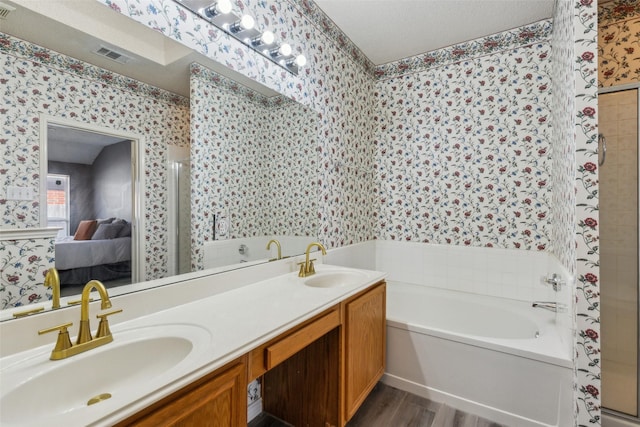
532 301 567 313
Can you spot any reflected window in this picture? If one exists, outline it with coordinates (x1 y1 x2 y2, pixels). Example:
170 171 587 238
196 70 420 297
47 174 70 238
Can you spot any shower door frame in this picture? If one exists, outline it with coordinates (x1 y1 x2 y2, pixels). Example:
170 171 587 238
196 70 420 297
598 82 640 425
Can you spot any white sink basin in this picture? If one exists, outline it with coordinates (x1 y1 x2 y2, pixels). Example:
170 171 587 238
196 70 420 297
0 323 212 426
304 270 368 288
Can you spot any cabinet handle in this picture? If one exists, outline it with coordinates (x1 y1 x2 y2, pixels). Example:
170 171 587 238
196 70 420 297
598 133 606 166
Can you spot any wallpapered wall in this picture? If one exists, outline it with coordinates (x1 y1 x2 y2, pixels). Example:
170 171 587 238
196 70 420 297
1 0 605 423
0 33 189 308
599 0 640 87
100 0 379 250
375 28 553 248
552 0 601 425
189 64 318 269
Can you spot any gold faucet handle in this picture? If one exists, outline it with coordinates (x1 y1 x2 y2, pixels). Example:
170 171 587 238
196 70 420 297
67 297 94 306
38 322 73 353
308 258 317 275
13 306 45 318
297 261 306 277
96 309 123 338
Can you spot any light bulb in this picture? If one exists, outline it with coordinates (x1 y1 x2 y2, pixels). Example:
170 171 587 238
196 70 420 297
279 43 292 56
203 0 232 17
295 54 307 67
252 30 275 47
230 14 254 32
260 31 275 45
216 0 232 14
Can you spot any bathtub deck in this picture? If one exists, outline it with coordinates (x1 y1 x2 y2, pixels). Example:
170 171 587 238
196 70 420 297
249 382 506 427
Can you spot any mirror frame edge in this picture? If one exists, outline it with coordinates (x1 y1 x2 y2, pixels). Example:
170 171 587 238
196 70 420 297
38 113 146 283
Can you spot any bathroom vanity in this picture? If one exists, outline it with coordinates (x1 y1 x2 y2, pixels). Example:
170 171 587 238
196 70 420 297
0 261 386 427
117 281 386 427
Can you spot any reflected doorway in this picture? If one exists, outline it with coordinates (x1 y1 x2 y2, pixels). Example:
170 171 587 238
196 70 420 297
40 117 144 293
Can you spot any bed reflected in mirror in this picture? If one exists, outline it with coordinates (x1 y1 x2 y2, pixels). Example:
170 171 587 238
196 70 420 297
43 120 146 295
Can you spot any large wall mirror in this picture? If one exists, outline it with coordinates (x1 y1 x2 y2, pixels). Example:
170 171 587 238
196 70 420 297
0 0 319 318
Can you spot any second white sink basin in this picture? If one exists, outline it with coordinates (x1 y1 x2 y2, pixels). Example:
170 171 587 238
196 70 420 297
304 270 368 288
0 323 212 426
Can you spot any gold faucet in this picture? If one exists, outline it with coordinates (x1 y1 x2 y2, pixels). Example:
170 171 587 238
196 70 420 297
44 267 61 309
38 280 122 360
12 267 60 318
298 242 327 277
266 239 282 261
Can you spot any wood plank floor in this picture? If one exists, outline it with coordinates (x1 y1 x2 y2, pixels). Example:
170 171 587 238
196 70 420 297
250 382 508 427
347 383 506 427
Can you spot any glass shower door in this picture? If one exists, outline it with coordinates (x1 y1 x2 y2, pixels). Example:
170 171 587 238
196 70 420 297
599 88 639 418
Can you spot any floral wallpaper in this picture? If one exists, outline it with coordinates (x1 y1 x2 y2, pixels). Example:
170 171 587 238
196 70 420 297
1 0 605 424
598 0 640 87
259 100 318 237
189 64 317 269
551 0 602 425
98 0 379 251
0 33 190 296
0 237 54 309
375 21 553 80
375 37 553 248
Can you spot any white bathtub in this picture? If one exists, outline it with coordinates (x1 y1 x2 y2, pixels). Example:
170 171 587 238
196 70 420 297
383 281 573 427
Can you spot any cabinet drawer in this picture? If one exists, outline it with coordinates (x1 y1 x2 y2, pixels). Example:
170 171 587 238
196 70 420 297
265 308 340 370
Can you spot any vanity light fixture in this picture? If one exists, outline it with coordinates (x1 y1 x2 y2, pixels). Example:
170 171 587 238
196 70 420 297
174 0 306 75
251 30 275 48
203 0 232 18
229 14 255 33
289 54 307 68
270 43 292 58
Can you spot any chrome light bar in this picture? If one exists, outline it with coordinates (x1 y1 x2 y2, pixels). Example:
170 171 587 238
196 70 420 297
173 0 306 75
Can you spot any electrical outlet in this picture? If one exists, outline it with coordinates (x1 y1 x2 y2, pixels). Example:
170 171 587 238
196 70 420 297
6 186 34 200
247 379 261 404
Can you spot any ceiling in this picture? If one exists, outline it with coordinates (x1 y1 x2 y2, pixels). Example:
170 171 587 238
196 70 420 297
313 0 555 65
0 0 555 97
48 125 126 165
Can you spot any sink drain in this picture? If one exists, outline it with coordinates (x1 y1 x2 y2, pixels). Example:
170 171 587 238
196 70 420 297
87 393 112 406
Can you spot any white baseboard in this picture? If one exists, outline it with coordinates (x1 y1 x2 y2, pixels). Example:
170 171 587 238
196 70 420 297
248 398 263 423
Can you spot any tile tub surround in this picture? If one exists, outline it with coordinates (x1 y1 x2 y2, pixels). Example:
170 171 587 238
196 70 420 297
203 235 316 269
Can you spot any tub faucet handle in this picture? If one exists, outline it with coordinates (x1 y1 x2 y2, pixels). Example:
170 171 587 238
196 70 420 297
542 273 565 292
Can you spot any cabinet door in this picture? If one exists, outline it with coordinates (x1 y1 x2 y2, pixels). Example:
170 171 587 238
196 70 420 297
343 282 386 422
122 358 247 427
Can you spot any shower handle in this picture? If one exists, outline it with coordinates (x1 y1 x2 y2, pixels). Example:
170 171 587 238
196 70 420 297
598 133 606 166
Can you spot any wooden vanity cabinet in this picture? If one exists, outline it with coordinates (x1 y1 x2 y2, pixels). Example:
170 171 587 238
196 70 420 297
115 356 247 427
115 281 385 427
342 281 386 423
258 281 387 427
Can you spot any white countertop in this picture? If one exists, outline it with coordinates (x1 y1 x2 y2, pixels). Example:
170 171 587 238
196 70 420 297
0 263 386 427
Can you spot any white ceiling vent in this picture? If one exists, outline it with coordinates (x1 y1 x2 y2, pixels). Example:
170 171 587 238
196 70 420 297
0 2 16 20
93 46 132 65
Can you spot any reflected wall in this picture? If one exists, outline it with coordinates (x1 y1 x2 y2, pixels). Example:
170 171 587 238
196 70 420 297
189 64 318 270
0 33 189 308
